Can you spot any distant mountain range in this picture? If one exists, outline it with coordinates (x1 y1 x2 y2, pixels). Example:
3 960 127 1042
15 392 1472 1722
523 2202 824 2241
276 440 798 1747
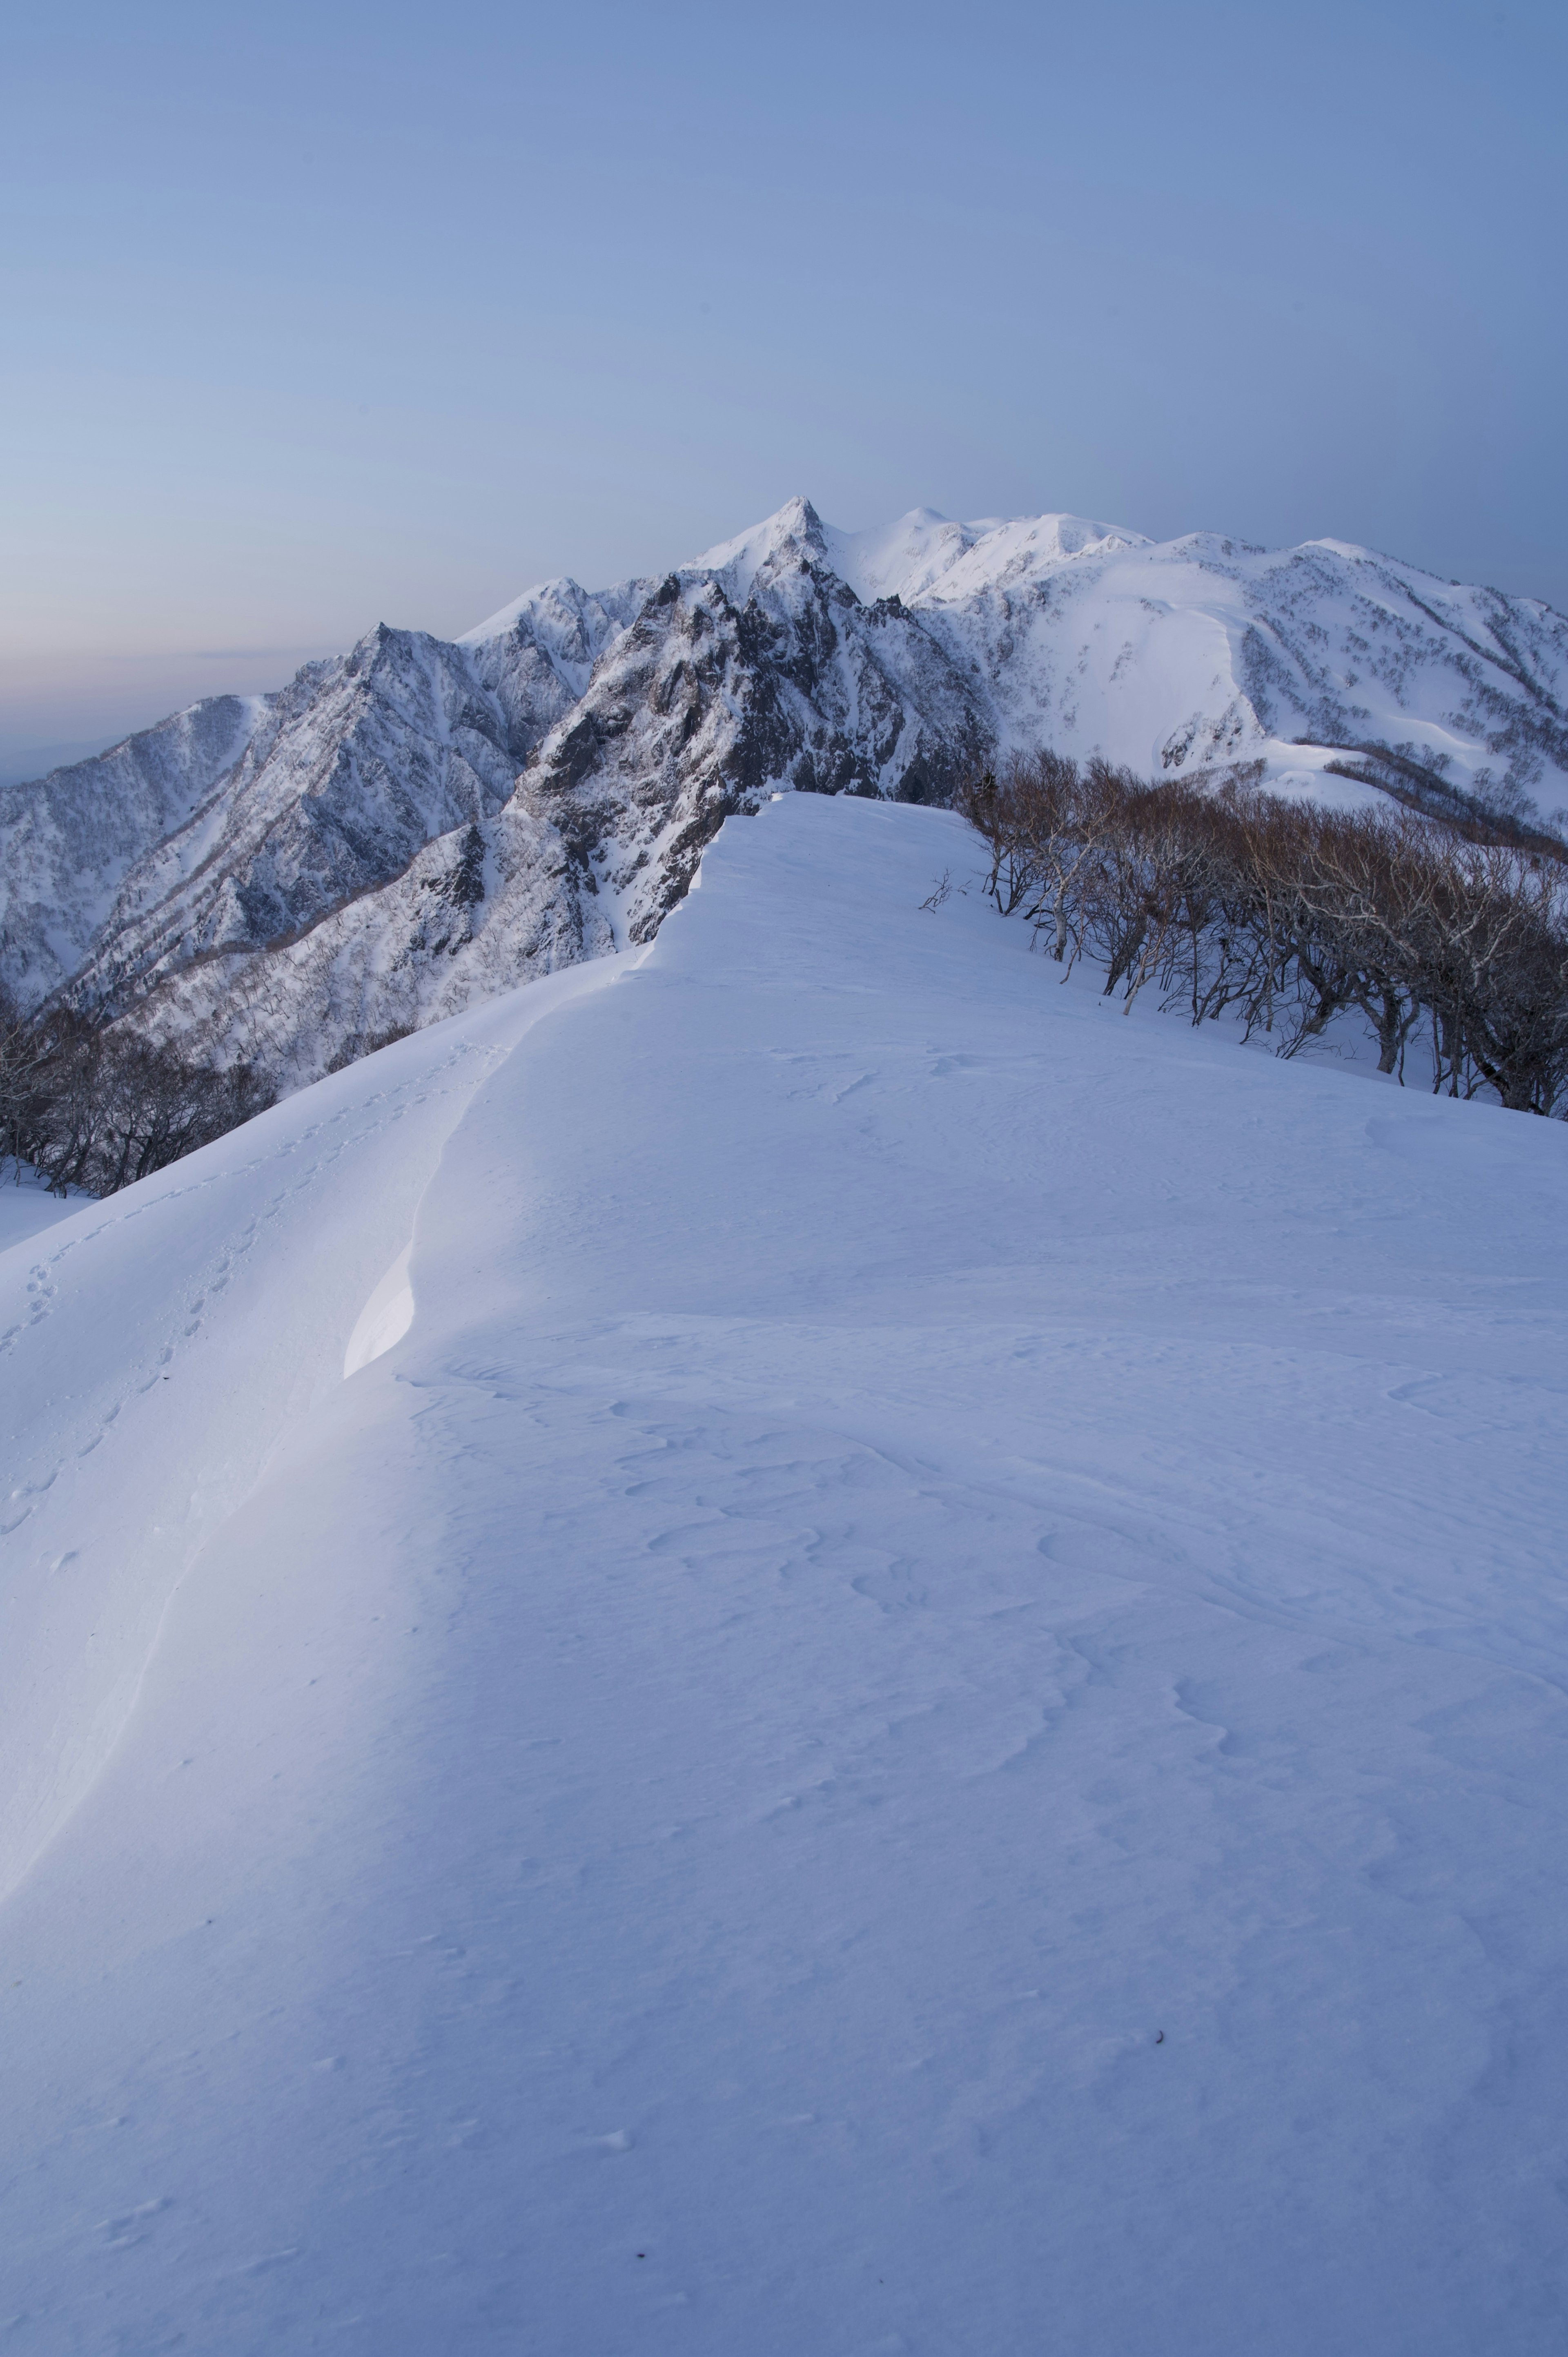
5 497 1566 1084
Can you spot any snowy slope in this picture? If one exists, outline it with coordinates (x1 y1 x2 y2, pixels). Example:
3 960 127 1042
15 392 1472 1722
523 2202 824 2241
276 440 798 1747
2 796 1567 2354
4 497 1567 1084
709 498 1568 804
0 696 268 1004
0 599 623 1030
0 1168 83 1255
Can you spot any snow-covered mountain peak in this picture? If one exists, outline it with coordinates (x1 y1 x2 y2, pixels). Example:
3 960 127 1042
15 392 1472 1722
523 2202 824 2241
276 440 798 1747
456 499 1157 664
687 494 831 597
1298 535 1382 566
7 494 1566 1086
692 501 1154 609
817 508 984 602
867 510 1154 606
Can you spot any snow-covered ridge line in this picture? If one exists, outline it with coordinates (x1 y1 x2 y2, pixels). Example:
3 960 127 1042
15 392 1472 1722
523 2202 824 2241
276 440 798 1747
4 796 1568 2348
4 496 1565 1086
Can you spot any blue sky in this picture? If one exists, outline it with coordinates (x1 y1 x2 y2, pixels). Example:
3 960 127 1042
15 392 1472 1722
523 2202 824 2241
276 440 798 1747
3 0 1563 772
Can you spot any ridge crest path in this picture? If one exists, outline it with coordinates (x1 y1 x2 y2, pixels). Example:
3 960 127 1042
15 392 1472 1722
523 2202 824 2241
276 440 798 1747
1 796 1566 2352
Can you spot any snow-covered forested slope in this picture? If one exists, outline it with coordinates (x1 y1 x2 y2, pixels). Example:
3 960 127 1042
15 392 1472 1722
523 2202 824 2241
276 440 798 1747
2 796 1566 2355
4 501 1566 1086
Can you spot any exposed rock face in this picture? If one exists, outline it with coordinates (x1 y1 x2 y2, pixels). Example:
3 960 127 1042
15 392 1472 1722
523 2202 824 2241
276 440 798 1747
514 513 991 952
4 496 1566 1087
0 695 266 1007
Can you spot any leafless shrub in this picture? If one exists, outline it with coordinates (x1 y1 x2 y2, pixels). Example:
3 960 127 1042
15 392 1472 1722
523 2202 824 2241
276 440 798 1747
323 1024 415 1075
957 753 1568 1115
0 988 275 1195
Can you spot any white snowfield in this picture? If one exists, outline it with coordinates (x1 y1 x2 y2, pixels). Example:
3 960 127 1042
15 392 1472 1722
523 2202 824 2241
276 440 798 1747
2 796 1567 2353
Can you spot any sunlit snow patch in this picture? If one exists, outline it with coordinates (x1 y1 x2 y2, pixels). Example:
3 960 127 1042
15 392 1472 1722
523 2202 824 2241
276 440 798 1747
343 1244 414 1376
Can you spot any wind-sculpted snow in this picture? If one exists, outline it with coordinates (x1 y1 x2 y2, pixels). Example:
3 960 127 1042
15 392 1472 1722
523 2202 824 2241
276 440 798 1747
4 497 1566 1080
2 797 1566 2353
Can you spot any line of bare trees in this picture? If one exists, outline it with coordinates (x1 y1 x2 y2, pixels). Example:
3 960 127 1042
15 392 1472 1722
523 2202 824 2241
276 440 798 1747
958 754 1568 1115
0 990 274 1197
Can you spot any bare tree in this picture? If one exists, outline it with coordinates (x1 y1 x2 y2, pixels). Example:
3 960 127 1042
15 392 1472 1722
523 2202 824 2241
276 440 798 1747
958 753 1568 1117
2 995 275 1196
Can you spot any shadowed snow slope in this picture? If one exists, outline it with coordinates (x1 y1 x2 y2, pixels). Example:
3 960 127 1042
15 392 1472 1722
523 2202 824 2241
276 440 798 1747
2 796 1568 2353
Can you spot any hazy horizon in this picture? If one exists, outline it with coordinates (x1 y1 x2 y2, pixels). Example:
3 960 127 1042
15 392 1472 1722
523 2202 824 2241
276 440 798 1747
4 0 1564 776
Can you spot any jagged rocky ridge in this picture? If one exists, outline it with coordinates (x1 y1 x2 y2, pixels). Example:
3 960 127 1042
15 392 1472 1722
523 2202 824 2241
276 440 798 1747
4 498 1567 1086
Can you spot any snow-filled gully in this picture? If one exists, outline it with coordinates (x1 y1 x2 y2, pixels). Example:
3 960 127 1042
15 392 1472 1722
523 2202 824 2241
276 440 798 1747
2 797 1567 2355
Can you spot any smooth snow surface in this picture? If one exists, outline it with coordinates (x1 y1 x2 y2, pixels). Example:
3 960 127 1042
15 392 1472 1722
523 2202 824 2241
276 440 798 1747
2 798 1567 2353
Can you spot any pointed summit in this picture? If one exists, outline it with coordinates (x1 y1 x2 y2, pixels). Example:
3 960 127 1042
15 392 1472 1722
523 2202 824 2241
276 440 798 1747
687 496 829 595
